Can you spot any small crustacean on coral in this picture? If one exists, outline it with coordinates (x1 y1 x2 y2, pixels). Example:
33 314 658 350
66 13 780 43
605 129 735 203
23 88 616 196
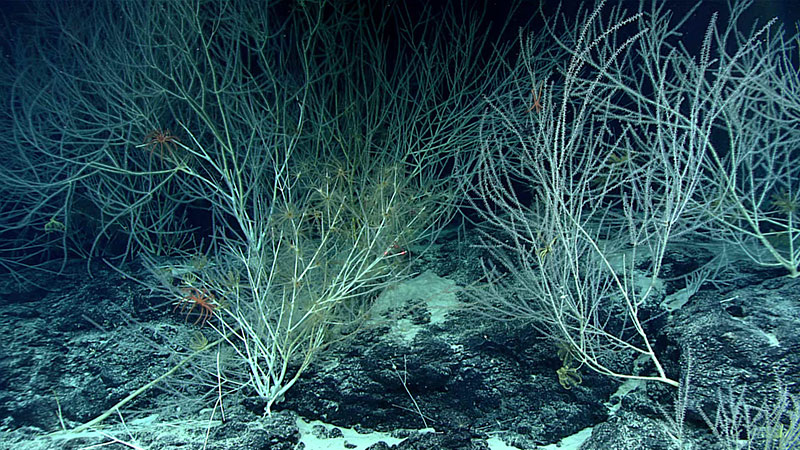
174 287 217 326
142 129 181 161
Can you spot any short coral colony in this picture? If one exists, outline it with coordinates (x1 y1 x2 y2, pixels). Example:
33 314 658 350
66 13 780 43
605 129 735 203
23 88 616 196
1 0 799 449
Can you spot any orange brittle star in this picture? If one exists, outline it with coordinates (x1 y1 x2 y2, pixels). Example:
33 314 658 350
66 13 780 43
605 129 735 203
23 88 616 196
527 81 543 113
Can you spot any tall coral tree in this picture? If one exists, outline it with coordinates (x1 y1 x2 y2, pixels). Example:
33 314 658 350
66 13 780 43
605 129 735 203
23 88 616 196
1 0 516 414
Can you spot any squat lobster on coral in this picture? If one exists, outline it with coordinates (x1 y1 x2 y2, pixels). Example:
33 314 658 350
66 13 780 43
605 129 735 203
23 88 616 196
142 129 181 161
174 287 217 326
